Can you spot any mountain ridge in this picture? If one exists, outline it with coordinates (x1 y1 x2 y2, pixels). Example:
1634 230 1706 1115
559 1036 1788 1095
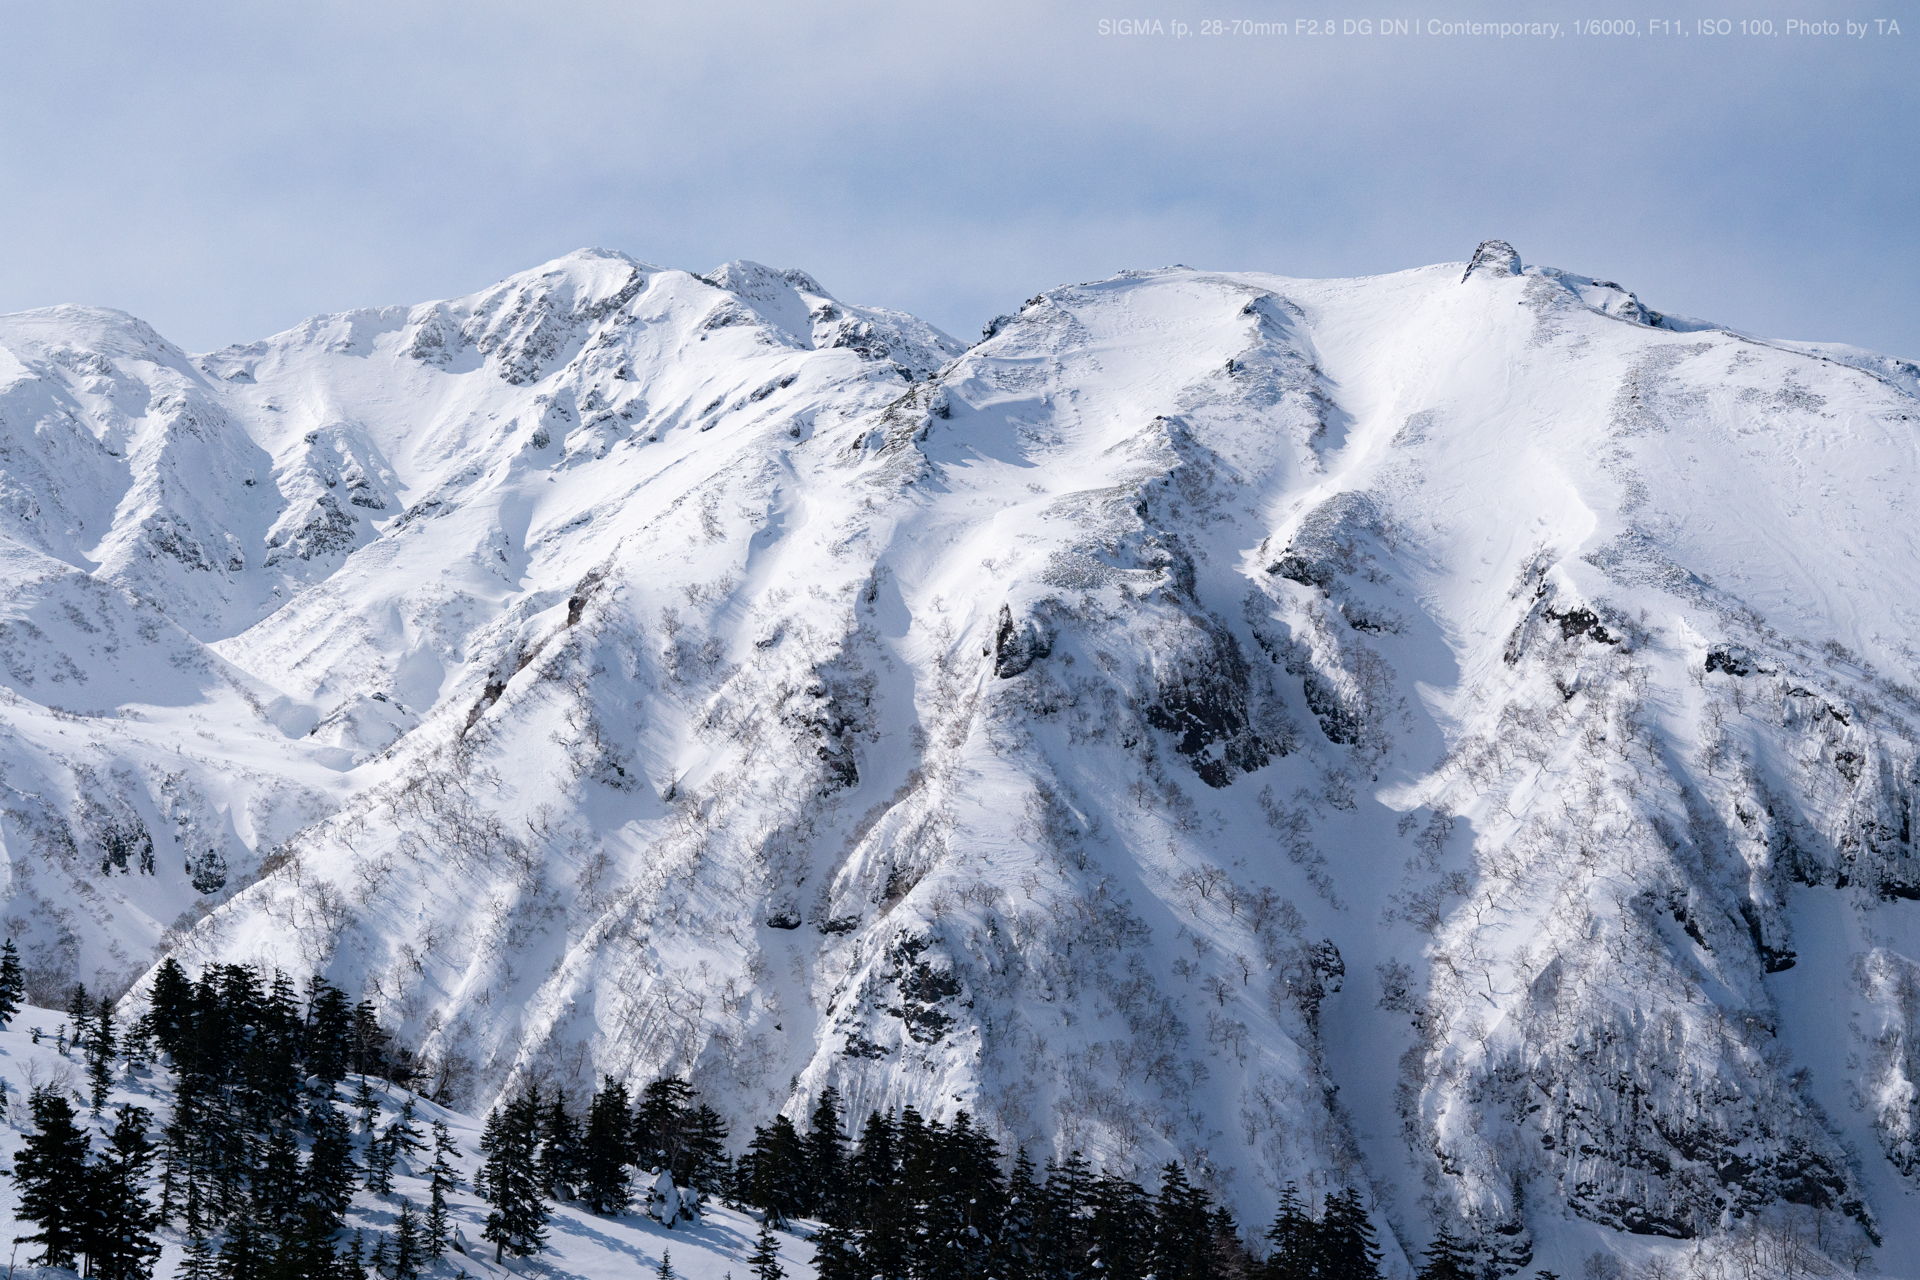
1 241 1917 1277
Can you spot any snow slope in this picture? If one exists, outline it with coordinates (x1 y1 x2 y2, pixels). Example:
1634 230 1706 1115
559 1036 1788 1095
2 241 1918 1276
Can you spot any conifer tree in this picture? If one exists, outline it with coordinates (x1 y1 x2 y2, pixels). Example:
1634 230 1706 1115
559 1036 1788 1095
1415 1221 1475 1280
811 1219 864 1280
86 995 118 1113
216 1213 268 1280
656 1248 676 1280
427 1118 463 1258
15 1085 93 1270
684 1102 731 1190
999 1148 1041 1280
0 937 24 1027
479 1089 549 1262
538 1088 582 1195
582 1077 634 1214
392 1197 426 1280
1151 1162 1214 1280
1319 1188 1383 1280
387 1097 427 1170
750 1216 787 1280
632 1076 696 1174
805 1087 847 1220
1265 1182 1316 1280
181 1232 218 1280
305 1103 359 1220
742 1113 808 1225
67 980 93 1050
86 1103 162 1280
366 1128 397 1194
304 977 353 1088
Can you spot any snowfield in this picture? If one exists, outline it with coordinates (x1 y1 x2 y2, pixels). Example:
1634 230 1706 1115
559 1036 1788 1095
1 239 1918 1276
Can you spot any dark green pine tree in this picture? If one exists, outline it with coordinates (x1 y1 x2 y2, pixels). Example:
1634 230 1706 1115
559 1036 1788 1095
479 1089 549 1262
804 1087 848 1221
67 980 94 1053
215 1213 269 1280
582 1078 633 1214
1042 1151 1097 1280
537 1089 582 1196
180 1231 219 1280
742 1113 809 1226
811 1219 864 1280
304 977 353 1089
1087 1172 1154 1280
683 1103 731 1191
999 1147 1042 1280
1415 1221 1476 1280
304 1102 359 1220
86 1103 162 1280
1151 1162 1215 1280
0 936 25 1027
655 1248 676 1280
15 1085 94 1270
87 995 118 1113
849 1111 908 1280
1319 1188 1384 1280
145 957 194 1057
256 1126 304 1231
1264 1181 1316 1280
631 1076 696 1175
392 1197 426 1280
273 1202 352 1280
387 1097 427 1170
365 1128 397 1194
426 1118 463 1258
750 1216 788 1280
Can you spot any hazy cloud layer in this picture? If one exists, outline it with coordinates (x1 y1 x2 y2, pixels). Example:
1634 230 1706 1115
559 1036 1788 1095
0 0 1911 354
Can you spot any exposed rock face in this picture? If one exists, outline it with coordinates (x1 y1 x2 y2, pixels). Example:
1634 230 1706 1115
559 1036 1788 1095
3 243 1919 1275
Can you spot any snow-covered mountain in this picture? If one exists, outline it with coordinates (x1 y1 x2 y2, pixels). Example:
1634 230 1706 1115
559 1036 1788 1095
3 240 1919 1276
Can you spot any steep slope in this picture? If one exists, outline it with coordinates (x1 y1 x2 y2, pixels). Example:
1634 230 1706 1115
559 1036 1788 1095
2 242 1918 1276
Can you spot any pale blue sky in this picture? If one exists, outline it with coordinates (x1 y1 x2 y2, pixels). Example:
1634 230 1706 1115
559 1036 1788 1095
1 1 1912 356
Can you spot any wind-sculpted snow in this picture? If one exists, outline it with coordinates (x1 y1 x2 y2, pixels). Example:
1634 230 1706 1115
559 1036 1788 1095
3 243 1920 1276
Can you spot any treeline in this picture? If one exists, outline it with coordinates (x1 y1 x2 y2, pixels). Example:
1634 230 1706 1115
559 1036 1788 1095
476 1077 1401 1280
6 956 456 1280
1 956 1496 1280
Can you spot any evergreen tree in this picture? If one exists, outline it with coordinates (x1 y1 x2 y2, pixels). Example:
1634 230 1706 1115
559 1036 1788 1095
812 1219 864 1280
67 980 93 1050
1087 1173 1154 1280
427 1118 463 1258
304 1102 359 1219
684 1103 731 1190
656 1248 676 1280
1318 1189 1383 1280
304 977 353 1088
741 1113 808 1225
392 1197 426 1280
366 1128 397 1194
850 1112 908 1280
582 1078 634 1214
805 1087 847 1220
86 994 118 1113
631 1076 696 1174
0 937 24 1027
387 1097 427 1170
999 1148 1042 1280
15 1085 93 1269
216 1213 269 1280
537 1088 582 1195
146 957 194 1057
1415 1221 1475 1280
256 1126 303 1230
355 1076 381 1133
749 1216 787 1280
87 1103 162 1280
181 1232 219 1280
1152 1162 1215 1280
479 1089 549 1262
1265 1182 1316 1280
